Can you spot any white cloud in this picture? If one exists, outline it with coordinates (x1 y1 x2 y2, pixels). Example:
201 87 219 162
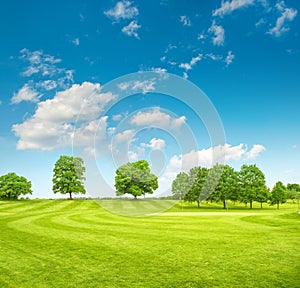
225 51 235 66
20 49 62 77
179 63 192 71
12 82 115 150
148 67 168 75
163 143 265 181
180 15 191 26
113 129 135 143
183 72 188 80
130 107 186 129
255 18 266 28
113 114 123 121
36 80 58 91
268 2 297 37
245 144 265 159
122 20 141 39
72 38 80 46
104 0 139 21
197 34 206 40
128 151 138 161
179 53 202 71
118 79 155 94
205 53 223 61
18 49 74 92
141 138 166 150
213 0 254 17
164 44 177 53
208 20 225 46
11 84 40 104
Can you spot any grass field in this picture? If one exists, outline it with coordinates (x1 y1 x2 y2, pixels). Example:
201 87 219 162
0 200 299 287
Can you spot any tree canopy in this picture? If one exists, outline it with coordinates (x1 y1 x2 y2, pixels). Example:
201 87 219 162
52 156 86 200
115 160 158 198
184 167 209 208
270 181 286 209
238 164 268 209
171 172 191 200
0 172 32 200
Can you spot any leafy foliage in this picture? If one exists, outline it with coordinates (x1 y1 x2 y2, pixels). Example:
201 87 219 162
0 172 32 200
52 156 86 200
115 160 158 198
270 181 286 209
184 167 209 207
209 164 238 209
171 172 191 200
238 164 268 209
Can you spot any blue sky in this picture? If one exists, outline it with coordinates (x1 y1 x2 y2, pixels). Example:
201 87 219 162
0 0 299 198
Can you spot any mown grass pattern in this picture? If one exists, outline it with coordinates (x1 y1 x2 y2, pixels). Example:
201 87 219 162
0 200 299 287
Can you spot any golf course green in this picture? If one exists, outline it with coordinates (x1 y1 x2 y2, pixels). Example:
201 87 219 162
0 200 299 287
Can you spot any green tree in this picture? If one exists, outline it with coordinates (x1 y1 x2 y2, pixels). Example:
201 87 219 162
210 164 238 209
270 181 286 209
184 167 209 208
171 172 190 200
286 183 300 203
0 172 32 200
256 186 271 208
115 160 158 198
238 164 267 209
52 156 86 200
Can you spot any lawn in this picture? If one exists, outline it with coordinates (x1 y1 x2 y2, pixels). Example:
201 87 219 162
0 199 299 287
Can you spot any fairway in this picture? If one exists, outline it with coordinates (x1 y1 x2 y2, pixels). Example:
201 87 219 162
0 200 299 288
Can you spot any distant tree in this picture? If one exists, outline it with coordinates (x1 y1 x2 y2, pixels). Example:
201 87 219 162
52 156 86 200
286 183 300 203
184 167 209 208
171 172 191 200
256 186 271 208
238 164 267 209
210 164 238 209
115 160 158 198
270 181 286 209
0 172 32 200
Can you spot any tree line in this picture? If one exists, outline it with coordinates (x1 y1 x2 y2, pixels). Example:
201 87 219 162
172 164 300 209
0 157 299 208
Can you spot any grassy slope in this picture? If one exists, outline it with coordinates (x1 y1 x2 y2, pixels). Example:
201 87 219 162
0 200 299 288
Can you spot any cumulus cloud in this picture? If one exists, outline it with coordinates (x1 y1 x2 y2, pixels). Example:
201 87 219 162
180 15 191 26
163 143 265 180
104 0 139 21
208 21 225 46
12 82 115 150
11 84 40 104
268 1 297 37
245 144 266 159
122 20 141 39
141 138 166 150
130 107 186 129
213 0 254 17
113 129 135 143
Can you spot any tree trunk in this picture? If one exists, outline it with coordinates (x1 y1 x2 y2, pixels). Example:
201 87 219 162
277 203 279 209
250 200 252 209
197 200 200 208
260 202 263 209
69 192 73 200
223 200 226 209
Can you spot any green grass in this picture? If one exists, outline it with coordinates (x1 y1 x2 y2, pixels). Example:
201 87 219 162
0 199 299 288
